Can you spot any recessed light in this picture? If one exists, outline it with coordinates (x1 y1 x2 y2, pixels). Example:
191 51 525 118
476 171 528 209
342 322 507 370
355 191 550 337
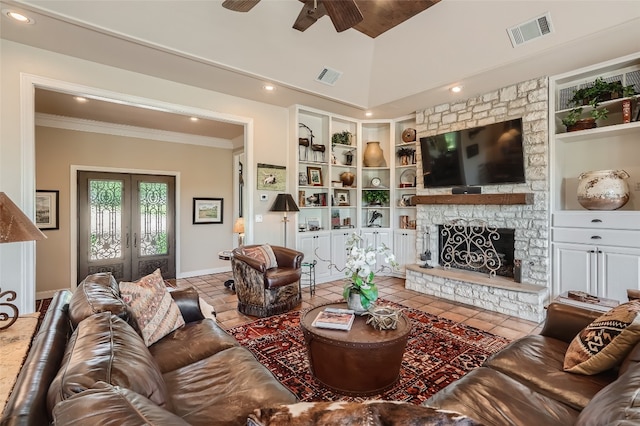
450 86 463 93
190 117 199 122
74 96 88 103
263 84 275 92
365 112 373 117
3 10 35 24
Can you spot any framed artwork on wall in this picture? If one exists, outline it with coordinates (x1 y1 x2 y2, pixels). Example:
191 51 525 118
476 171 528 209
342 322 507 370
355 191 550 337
257 163 286 191
193 198 223 224
35 190 59 230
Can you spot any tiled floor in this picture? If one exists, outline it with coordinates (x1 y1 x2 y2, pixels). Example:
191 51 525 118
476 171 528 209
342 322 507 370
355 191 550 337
177 273 544 339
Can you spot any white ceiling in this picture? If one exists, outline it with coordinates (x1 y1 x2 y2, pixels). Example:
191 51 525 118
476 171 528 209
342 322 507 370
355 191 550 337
2 0 640 125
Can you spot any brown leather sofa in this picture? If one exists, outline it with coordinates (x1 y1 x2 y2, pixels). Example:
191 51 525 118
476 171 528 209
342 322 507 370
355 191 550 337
0 273 296 426
232 245 303 317
424 302 640 425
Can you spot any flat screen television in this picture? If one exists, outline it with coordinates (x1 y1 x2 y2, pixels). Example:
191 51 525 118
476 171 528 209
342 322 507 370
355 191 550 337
420 118 525 188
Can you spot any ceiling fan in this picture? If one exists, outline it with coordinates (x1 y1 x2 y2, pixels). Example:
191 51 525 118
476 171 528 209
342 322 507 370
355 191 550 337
222 0 364 33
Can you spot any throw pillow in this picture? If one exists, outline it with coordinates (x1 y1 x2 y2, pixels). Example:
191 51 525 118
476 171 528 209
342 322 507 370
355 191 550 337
564 300 640 375
119 269 185 346
248 401 481 426
243 245 278 269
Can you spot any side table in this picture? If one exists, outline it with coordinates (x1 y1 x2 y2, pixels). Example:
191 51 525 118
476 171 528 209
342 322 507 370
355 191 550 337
218 250 235 291
301 260 317 296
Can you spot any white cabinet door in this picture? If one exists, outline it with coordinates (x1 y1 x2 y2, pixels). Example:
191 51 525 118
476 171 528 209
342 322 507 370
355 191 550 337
298 232 332 281
552 242 597 297
599 246 640 303
394 230 416 275
331 231 352 278
361 229 393 273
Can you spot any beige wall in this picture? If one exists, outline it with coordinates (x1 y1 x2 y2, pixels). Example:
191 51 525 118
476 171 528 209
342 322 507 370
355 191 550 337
35 126 234 294
1 39 294 312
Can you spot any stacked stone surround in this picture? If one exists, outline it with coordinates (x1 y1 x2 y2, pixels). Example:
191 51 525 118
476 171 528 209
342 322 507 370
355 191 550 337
406 77 550 322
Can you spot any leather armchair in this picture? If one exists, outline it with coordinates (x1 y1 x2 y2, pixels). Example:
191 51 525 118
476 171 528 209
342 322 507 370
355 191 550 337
231 245 303 317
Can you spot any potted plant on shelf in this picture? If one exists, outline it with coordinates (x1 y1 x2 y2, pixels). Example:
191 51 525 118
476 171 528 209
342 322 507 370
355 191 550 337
562 77 636 132
396 147 415 165
363 190 389 206
331 130 353 146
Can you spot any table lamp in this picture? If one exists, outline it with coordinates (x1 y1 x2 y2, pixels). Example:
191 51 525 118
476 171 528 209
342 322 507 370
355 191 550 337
0 192 47 330
269 194 299 248
233 217 245 246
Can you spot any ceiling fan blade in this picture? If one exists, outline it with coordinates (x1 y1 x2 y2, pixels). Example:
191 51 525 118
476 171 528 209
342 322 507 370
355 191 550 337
323 0 363 32
292 0 327 32
222 0 260 12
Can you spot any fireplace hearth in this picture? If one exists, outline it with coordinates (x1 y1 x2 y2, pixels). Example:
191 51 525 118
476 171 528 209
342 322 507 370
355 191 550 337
438 220 515 279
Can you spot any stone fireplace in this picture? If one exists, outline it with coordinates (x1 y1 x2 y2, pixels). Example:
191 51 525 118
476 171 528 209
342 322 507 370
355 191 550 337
405 77 550 322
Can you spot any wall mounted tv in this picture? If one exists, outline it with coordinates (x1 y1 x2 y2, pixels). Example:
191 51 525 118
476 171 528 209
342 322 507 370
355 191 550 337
420 118 525 188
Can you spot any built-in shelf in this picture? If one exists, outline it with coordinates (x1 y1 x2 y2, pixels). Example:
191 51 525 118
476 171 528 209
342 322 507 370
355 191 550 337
411 193 533 205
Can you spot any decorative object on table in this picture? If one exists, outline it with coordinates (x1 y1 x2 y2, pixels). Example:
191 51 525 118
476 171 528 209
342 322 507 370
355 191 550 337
306 217 320 231
311 144 326 162
232 217 245 246
364 305 403 330
401 128 416 143
193 198 223 224
35 190 59 230
344 150 354 166
339 171 355 187
363 189 389 206
399 215 409 229
622 98 632 123
257 163 286 191
269 193 300 248
306 194 318 206
311 307 355 331
331 130 353 146
0 192 47 330
363 141 386 167
577 169 630 210
370 177 382 187
307 166 323 186
331 210 341 228
561 77 635 132
396 147 415 166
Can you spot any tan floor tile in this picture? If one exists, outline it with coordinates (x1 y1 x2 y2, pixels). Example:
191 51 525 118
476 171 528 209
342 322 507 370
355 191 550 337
450 305 481 317
429 300 457 311
463 318 496 332
490 325 526 340
439 311 470 323
419 305 446 316
397 299 426 309
472 310 510 324
498 319 538 334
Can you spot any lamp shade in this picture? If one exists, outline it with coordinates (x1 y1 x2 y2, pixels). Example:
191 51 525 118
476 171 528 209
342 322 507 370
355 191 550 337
0 192 46 244
270 193 300 212
233 217 245 233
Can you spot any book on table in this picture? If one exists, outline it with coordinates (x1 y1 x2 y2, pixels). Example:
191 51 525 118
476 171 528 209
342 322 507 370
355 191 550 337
555 291 619 312
312 308 355 331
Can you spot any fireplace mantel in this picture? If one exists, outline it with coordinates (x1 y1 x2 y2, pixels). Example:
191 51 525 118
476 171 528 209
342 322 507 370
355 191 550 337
412 193 533 206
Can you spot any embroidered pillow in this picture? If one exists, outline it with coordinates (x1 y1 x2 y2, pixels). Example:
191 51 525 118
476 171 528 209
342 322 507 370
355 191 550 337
564 300 640 375
119 269 185 346
242 245 278 269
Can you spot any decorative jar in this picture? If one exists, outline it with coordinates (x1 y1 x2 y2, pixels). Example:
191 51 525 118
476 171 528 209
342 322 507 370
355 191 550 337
363 141 386 167
339 171 355 187
577 169 630 210
347 290 369 315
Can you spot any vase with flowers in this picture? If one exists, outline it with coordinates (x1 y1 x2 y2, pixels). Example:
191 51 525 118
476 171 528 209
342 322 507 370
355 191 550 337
340 233 398 313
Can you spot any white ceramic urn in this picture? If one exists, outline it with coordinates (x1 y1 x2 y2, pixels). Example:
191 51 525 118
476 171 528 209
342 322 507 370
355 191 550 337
577 169 630 210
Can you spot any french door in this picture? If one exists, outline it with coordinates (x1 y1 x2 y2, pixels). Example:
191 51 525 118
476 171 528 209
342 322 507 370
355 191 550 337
78 171 176 282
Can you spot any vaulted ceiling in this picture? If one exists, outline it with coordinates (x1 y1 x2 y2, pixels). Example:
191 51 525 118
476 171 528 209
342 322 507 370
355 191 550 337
2 0 640 124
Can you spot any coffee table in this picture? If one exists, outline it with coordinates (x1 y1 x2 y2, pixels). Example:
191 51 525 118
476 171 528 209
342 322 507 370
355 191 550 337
300 302 411 396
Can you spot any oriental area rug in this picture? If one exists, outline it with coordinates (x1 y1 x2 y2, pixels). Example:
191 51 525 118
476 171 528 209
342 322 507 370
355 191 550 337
227 300 510 405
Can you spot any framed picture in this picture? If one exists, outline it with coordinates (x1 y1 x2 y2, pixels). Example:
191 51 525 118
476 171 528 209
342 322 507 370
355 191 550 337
307 167 323 186
193 198 223 224
335 189 350 206
35 190 59 230
257 163 286 191
299 171 308 186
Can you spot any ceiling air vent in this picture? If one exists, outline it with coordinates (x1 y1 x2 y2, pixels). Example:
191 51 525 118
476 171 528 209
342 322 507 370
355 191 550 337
507 12 553 47
316 67 342 86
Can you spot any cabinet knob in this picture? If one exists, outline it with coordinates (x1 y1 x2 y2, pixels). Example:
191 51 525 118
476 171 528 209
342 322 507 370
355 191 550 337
590 235 602 240
590 219 603 223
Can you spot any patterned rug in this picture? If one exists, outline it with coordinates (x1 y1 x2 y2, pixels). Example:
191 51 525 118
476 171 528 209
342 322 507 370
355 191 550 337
228 300 510 405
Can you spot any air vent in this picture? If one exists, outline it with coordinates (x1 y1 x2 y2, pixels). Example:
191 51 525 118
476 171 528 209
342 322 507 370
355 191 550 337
507 12 553 47
316 67 342 86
